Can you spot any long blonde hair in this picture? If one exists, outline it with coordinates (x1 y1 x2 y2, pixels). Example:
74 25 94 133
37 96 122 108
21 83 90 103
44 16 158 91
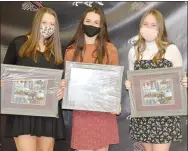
19 7 63 64
135 10 171 63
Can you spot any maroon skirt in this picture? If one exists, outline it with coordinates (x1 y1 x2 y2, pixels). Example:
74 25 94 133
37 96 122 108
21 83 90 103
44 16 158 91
71 110 119 150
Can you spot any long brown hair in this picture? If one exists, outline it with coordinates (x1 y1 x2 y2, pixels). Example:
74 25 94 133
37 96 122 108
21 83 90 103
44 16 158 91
68 7 110 64
19 7 63 64
135 10 171 62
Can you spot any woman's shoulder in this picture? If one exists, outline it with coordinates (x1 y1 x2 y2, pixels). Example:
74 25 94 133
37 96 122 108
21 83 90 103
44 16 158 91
129 45 137 56
106 42 118 53
12 35 28 42
10 35 28 46
164 43 181 59
65 44 75 52
165 43 180 55
64 44 76 60
166 43 178 50
106 42 116 48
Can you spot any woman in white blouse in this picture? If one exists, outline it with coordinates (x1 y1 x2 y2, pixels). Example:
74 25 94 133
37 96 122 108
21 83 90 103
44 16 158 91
125 9 187 151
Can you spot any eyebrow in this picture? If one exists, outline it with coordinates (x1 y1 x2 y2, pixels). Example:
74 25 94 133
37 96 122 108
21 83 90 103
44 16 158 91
85 18 100 22
143 22 156 24
41 20 55 23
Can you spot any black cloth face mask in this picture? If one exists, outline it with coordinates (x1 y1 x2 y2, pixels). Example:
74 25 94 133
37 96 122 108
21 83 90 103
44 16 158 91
83 24 101 37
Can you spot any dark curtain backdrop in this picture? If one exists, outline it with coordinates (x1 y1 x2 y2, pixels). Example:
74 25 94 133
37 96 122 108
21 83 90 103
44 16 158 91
0 2 187 151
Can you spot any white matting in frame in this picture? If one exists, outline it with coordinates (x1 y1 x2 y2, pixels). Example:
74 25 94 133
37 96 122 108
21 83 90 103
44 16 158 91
62 61 124 113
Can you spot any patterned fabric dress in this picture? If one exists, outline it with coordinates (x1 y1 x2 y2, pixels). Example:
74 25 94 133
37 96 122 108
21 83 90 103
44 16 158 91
129 58 182 144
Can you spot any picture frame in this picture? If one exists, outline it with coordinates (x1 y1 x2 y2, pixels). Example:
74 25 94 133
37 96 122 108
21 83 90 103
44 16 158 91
127 67 187 117
1 64 63 117
62 61 124 113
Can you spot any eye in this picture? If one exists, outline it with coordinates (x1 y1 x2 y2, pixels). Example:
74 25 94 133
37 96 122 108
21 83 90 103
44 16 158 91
95 21 99 25
41 21 46 24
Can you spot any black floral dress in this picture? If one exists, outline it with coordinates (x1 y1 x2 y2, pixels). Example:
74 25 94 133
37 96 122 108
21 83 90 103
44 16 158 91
129 58 182 144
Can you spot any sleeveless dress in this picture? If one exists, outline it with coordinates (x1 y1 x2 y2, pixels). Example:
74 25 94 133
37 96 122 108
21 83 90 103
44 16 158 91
129 58 182 143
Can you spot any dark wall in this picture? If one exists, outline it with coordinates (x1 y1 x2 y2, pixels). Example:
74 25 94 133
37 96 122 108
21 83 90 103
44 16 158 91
0 2 187 151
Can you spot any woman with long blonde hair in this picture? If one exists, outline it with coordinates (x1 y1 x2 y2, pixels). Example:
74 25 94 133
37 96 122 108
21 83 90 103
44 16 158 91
125 10 187 151
2 7 66 151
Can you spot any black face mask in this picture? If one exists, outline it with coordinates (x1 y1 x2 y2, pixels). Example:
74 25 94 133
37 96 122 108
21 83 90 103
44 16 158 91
83 24 101 37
